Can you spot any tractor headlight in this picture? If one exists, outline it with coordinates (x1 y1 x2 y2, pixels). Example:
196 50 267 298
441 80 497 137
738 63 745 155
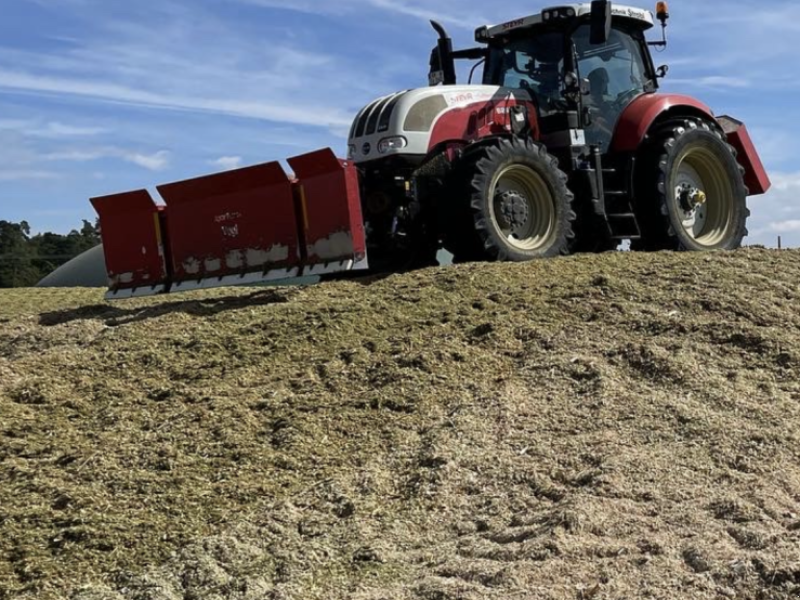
378 136 408 154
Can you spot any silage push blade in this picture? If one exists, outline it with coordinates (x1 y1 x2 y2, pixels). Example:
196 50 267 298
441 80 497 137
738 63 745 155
287 148 368 276
91 190 168 299
156 161 302 293
91 148 369 300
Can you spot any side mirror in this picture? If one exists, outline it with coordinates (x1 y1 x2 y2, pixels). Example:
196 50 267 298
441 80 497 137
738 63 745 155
590 0 612 45
656 65 669 79
580 78 592 95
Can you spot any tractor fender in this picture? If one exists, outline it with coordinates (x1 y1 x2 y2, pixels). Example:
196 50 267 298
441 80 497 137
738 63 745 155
613 93 771 196
612 93 716 153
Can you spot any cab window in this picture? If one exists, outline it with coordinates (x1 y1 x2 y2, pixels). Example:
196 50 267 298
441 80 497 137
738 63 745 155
573 25 650 102
484 31 566 117
572 24 651 149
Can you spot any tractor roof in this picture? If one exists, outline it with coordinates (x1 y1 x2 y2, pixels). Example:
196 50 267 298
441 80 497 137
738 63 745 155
480 4 654 41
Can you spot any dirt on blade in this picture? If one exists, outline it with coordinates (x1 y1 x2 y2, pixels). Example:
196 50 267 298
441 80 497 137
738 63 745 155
1 249 800 600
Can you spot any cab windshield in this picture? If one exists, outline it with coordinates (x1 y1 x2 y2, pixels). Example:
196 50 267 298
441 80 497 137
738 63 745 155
483 22 654 148
573 24 652 102
483 30 566 118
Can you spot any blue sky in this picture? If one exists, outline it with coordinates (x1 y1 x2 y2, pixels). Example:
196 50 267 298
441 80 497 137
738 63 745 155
1 0 798 246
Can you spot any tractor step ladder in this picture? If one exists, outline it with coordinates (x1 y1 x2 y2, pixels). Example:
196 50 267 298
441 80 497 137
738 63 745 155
585 152 642 241
605 193 642 240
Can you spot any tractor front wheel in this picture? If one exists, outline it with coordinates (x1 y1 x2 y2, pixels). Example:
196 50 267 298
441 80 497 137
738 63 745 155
445 138 575 262
634 118 749 251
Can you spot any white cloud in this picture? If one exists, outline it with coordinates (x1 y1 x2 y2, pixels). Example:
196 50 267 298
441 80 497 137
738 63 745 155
769 171 800 192
667 76 751 89
767 220 800 234
44 147 171 171
747 171 800 247
34 121 108 137
44 149 104 161
238 0 486 27
365 0 483 27
125 150 170 171
211 156 244 171
0 69 355 129
0 169 60 182
0 118 107 138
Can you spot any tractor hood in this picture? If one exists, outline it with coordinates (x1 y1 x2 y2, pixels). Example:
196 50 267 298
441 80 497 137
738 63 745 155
347 85 532 164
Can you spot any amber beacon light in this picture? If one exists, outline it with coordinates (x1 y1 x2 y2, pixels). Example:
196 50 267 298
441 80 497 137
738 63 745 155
656 2 670 23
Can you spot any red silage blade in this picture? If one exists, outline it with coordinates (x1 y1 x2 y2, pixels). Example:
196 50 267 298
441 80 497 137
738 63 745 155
90 190 168 299
90 148 368 300
288 148 368 276
156 161 302 292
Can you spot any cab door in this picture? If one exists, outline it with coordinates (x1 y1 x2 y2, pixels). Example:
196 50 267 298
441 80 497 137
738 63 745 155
573 24 653 151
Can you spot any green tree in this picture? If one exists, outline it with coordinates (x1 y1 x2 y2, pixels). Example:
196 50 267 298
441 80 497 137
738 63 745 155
31 220 101 278
0 219 102 288
0 221 40 288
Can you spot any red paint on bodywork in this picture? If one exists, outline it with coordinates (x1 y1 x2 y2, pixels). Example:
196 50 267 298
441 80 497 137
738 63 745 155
93 150 369 295
612 93 715 152
719 116 771 196
428 99 540 151
90 190 168 292
614 94 771 197
287 149 367 265
157 162 299 283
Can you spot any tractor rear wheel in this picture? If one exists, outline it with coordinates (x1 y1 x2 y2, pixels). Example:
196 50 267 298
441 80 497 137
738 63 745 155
633 118 749 251
445 138 575 262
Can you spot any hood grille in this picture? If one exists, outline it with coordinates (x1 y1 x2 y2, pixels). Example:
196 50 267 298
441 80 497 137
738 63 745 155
351 91 407 140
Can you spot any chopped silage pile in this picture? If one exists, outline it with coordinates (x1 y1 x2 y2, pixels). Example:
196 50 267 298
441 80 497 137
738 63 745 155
1 249 800 600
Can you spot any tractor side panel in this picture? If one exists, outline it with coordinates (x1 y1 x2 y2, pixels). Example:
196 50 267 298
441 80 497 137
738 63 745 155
612 93 715 153
428 99 540 150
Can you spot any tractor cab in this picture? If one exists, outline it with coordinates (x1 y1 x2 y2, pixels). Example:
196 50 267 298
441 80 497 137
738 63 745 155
464 3 660 152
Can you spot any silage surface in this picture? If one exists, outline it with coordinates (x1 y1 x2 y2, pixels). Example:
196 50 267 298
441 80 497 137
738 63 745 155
1 249 799 599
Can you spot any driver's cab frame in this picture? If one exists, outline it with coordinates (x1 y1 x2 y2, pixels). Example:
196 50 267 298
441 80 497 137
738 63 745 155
481 13 660 155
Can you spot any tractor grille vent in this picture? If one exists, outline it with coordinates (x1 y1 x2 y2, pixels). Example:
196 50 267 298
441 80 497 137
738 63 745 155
350 91 407 140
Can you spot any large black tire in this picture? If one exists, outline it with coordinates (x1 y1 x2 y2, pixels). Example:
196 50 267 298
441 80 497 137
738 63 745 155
633 117 750 251
443 137 575 262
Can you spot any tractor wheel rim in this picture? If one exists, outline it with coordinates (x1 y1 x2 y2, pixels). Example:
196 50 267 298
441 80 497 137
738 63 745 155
490 164 555 251
674 147 734 247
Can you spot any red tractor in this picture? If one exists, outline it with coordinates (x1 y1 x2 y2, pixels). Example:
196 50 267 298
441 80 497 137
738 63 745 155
92 1 770 299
